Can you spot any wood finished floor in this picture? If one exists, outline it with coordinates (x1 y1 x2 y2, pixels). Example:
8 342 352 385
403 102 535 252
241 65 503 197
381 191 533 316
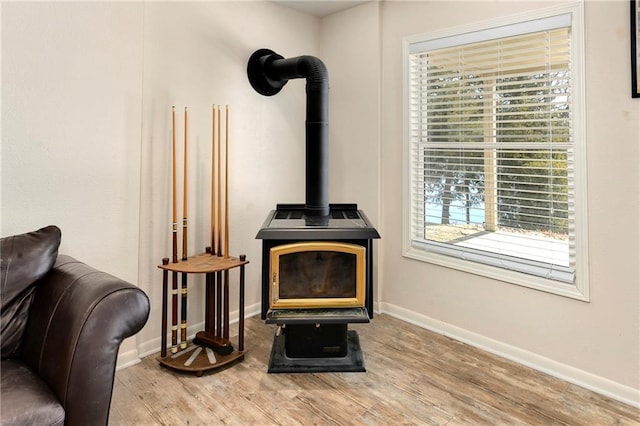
109 314 639 425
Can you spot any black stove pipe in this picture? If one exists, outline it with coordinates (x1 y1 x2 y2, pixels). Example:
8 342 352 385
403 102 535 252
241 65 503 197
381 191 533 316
247 49 329 217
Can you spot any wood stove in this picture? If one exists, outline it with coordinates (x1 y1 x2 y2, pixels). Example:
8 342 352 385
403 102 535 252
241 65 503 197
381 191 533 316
258 203 379 316
257 204 379 372
247 49 380 372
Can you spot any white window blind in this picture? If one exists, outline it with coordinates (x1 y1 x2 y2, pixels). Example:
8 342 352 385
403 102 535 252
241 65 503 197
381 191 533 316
406 12 579 285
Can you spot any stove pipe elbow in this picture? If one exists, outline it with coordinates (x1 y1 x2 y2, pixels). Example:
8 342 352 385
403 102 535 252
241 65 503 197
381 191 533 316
247 49 329 217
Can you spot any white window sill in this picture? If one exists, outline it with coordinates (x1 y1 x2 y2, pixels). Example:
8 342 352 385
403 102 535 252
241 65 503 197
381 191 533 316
403 245 589 301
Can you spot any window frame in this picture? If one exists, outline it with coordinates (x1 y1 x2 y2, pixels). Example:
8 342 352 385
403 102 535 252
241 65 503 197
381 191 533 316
402 2 589 301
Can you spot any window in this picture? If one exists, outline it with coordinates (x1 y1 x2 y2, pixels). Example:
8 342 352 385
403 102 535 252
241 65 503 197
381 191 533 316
403 3 589 300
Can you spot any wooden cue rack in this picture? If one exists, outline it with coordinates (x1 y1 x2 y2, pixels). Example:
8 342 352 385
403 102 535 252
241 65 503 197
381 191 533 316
159 104 243 376
157 252 249 376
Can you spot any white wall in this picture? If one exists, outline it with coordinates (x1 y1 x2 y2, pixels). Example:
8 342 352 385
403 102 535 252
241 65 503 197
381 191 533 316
136 2 321 353
320 1 382 301
2 2 143 280
1 2 145 356
379 0 639 404
1 1 321 363
321 1 381 219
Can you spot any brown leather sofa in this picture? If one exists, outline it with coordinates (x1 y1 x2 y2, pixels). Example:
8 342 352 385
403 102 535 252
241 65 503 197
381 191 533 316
1 226 150 425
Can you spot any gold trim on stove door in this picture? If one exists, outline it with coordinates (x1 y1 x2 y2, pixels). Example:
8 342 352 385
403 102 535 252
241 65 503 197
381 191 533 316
269 242 366 309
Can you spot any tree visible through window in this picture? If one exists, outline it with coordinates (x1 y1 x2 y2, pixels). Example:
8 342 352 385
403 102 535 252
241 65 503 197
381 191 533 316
405 7 588 296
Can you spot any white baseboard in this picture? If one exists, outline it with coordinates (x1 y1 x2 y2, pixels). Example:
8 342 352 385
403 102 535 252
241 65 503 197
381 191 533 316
117 302 262 369
115 349 143 371
379 302 640 409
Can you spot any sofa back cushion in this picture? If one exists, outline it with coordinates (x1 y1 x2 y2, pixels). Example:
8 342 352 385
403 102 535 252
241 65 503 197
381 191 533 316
1 226 61 359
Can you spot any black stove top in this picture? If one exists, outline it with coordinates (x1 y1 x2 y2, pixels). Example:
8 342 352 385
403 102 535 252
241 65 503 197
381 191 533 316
256 204 380 240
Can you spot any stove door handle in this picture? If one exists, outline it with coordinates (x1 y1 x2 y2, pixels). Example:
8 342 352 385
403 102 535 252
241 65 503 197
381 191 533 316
272 272 278 304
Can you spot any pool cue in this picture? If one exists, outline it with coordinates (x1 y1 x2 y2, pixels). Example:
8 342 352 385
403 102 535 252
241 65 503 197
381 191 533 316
205 105 216 336
216 106 222 257
180 107 188 349
193 103 232 356
216 105 223 334
210 104 217 256
171 106 178 264
182 106 188 261
206 106 218 336
224 105 230 259
213 105 221 335
171 106 178 354
222 105 230 340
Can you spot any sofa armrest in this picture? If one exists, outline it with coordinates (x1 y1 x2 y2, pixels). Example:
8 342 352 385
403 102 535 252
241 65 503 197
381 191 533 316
21 255 150 425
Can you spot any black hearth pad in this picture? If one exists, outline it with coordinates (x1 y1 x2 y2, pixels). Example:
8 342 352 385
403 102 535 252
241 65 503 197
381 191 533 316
267 330 365 373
